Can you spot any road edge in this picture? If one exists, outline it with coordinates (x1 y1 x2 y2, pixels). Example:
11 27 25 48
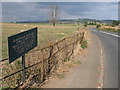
92 32 105 89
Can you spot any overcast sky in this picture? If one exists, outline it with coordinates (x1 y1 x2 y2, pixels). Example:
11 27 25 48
2 2 118 22
1 0 120 2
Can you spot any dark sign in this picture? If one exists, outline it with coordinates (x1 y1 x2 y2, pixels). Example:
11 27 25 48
8 27 38 63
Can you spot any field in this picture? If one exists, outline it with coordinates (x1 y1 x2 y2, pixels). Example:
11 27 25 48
2 23 84 59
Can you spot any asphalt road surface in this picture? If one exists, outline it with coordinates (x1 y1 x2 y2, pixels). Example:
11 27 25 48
90 28 119 88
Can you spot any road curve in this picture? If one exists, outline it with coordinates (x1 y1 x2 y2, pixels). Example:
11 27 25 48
90 28 118 88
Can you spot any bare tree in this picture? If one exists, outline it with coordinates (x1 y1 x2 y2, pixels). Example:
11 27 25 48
49 5 60 27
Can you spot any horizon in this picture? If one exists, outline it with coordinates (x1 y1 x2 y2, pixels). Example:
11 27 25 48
2 2 118 22
1 18 118 23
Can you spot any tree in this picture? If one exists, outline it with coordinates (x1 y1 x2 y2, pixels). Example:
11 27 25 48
93 20 97 25
112 20 119 26
49 5 60 27
76 19 81 25
84 22 87 27
96 24 101 28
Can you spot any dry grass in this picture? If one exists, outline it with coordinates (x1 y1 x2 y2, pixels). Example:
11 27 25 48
100 26 119 30
1 22 86 88
2 23 84 59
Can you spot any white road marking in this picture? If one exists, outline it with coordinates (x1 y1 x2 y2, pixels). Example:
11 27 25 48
99 31 120 38
91 29 120 38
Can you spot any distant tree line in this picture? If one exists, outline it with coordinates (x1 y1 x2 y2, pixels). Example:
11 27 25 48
83 20 119 28
112 20 119 26
102 20 119 27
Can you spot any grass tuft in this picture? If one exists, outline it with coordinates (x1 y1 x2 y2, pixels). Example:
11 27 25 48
81 40 88 49
64 57 70 62
73 60 81 64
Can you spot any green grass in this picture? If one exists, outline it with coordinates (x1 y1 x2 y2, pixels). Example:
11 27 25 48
81 40 88 49
64 57 70 62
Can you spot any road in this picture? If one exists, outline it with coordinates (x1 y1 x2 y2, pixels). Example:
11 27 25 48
90 28 119 88
41 28 119 88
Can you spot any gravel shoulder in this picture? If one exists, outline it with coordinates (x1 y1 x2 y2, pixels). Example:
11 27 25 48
41 30 102 88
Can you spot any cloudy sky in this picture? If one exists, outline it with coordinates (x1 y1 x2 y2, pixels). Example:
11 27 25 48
2 2 118 22
1 0 120 2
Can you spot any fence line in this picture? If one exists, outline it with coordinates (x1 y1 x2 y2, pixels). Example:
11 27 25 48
0 58 8 62
0 33 84 62
1 32 85 88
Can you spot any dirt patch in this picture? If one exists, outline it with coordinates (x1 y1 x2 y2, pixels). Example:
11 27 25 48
39 30 90 88
40 58 82 88
39 29 100 88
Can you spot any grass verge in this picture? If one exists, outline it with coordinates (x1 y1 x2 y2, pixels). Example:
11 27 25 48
81 40 88 49
97 28 120 33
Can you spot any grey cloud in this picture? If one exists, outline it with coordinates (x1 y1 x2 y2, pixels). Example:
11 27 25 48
2 2 118 22
60 2 118 20
2 2 49 22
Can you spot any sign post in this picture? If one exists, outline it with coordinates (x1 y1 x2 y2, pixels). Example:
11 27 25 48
22 55 26 83
8 27 38 83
